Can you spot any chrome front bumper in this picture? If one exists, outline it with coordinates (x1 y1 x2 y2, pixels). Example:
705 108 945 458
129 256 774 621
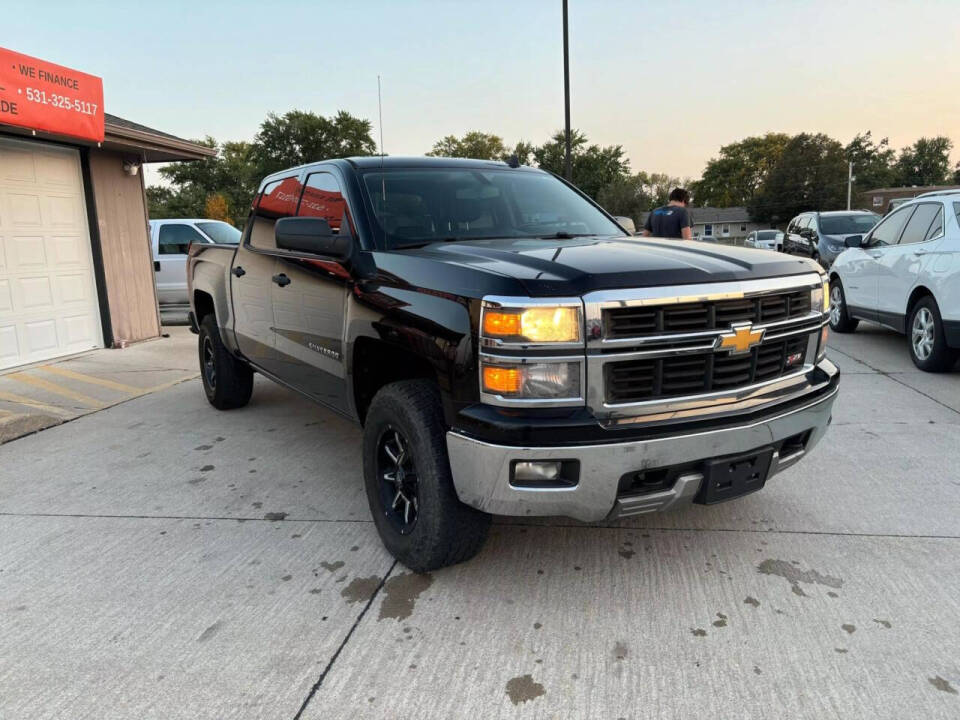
446 376 838 522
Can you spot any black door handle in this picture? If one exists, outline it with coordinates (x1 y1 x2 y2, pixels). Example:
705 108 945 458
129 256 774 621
232 266 246 277
272 273 291 287
154 260 160 272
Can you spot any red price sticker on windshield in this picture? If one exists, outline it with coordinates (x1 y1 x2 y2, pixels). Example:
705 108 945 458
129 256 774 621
0 47 104 142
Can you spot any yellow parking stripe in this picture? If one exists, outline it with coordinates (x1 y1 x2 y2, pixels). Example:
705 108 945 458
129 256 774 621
38 365 141 394
6 372 105 408
0 391 73 416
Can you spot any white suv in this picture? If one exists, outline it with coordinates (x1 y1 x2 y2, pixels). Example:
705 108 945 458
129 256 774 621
828 191 960 371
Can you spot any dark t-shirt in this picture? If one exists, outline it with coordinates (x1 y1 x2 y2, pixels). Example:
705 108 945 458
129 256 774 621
644 205 693 239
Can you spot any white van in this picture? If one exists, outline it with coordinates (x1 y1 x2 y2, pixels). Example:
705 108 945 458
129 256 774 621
150 219 240 305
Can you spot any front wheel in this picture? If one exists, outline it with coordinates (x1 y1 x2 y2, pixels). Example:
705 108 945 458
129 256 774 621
362 379 490 572
828 279 859 333
198 314 253 409
908 297 958 372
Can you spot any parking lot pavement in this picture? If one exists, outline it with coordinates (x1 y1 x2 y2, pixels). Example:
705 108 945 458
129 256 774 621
1 322 958 719
0 327 198 444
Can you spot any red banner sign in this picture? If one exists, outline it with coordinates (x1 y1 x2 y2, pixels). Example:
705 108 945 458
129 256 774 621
0 47 104 142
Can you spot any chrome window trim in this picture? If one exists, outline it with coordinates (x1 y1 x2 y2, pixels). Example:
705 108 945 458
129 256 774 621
479 352 586 408
480 295 585 351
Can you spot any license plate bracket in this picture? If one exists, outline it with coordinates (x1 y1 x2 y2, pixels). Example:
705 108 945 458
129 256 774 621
695 447 774 504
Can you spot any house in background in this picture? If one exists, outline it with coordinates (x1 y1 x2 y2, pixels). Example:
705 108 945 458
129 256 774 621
638 206 770 244
860 185 960 215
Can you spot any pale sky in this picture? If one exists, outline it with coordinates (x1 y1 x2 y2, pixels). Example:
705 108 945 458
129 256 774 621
4 0 958 186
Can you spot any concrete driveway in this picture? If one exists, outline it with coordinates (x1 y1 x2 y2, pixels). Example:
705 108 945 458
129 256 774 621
0 323 958 719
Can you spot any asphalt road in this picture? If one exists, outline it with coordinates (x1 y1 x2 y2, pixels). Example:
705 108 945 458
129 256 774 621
1 324 958 719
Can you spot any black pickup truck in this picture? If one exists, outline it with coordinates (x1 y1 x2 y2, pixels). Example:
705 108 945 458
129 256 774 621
188 157 839 571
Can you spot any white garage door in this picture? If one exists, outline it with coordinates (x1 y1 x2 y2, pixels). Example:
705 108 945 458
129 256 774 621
0 138 103 370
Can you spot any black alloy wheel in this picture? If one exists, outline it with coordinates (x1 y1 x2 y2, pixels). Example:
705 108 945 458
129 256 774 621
377 427 419 534
202 335 217 392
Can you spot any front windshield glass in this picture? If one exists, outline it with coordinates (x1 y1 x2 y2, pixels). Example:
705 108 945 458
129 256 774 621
757 230 778 239
196 221 241 244
361 168 625 248
819 214 879 235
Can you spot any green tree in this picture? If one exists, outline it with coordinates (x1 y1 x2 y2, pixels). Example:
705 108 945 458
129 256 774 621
249 110 377 181
150 137 255 225
953 161 960 185
427 131 508 160
749 133 847 223
893 136 953 186
689 133 790 208
844 131 896 194
533 129 629 199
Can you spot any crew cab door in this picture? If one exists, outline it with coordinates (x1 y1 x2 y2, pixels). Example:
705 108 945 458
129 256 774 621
231 175 302 371
875 202 944 327
270 170 353 412
844 204 914 319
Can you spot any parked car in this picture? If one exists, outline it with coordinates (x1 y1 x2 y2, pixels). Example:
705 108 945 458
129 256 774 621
783 211 880 268
150 219 241 305
828 191 960 371
188 156 838 571
745 229 783 251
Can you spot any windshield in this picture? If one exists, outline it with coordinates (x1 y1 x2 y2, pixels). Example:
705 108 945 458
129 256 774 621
361 168 625 248
819 214 879 235
757 230 778 240
196 221 241 244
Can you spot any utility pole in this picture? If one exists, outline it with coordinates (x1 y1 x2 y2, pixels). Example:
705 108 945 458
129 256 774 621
847 161 854 210
562 0 572 181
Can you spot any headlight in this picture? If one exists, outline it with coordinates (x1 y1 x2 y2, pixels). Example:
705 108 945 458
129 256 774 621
481 359 581 401
811 278 829 314
481 302 582 345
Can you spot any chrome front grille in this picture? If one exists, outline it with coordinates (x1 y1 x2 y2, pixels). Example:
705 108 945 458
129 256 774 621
604 335 808 404
604 290 811 339
583 273 827 421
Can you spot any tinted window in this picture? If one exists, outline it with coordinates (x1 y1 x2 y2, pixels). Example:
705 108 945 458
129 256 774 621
299 172 351 234
249 176 301 250
360 169 624 249
898 203 941 245
954 202 960 225
924 207 944 241
819 213 881 235
196 221 241 244
758 230 778 240
158 223 206 254
868 206 913 247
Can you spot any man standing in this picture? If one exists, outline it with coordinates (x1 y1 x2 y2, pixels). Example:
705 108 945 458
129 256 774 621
642 188 693 239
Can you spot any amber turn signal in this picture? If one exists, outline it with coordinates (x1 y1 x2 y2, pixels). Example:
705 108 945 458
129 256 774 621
482 365 522 394
482 311 522 338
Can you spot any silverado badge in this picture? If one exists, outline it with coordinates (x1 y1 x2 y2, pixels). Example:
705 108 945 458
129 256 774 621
716 323 765 355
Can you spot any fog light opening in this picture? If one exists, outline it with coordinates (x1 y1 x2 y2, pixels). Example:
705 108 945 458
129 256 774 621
509 460 579 489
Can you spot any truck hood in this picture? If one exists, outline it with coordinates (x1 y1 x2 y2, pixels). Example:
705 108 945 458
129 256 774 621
384 236 821 297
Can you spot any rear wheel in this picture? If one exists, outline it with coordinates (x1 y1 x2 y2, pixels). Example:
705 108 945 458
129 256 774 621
198 314 253 409
907 297 958 372
828 279 859 333
362 379 490 572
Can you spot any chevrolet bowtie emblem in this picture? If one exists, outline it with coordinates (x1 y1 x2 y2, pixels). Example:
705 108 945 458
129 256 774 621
716 323 765 354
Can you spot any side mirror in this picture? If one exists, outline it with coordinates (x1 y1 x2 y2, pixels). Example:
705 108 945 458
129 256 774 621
844 235 863 248
613 216 636 234
275 217 352 260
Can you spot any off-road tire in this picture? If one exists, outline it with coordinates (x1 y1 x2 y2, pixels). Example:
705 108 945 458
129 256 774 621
828 278 859 333
198 314 253 409
363 379 491 572
907 296 958 373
